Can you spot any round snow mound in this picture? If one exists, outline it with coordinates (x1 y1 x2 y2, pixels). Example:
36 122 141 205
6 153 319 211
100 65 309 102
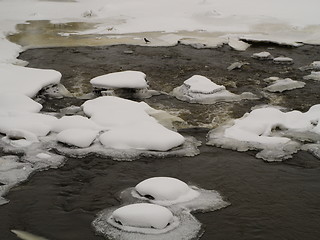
134 177 200 205
90 70 148 89
109 203 176 231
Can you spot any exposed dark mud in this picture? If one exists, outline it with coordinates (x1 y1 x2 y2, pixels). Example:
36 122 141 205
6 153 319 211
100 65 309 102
1 44 320 240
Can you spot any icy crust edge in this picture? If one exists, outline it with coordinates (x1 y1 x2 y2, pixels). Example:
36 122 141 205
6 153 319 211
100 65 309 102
0 140 65 205
51 136 201 161
93 207 203 240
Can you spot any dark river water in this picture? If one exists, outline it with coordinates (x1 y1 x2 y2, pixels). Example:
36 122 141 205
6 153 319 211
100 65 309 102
1 44 320 240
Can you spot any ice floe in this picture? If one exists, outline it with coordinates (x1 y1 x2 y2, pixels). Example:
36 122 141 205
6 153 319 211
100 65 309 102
303 71 320 81
264 78 306 92
252 51 273 60
91 71 148 90
93 177 229 239
273 56 293 64
171 75 257 104
227 61 249 71
207 105 320 161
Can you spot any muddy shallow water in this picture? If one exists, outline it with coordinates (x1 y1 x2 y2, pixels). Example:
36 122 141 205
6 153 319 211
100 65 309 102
1 44 320 240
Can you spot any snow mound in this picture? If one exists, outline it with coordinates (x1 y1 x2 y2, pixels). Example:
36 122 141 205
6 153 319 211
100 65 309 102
171 75 257 104
252 51 273 60
207 105 320 161
0 155 33 205
93 207 200 240
57 129 99 148
273 56 293 64
110 203 174 230
299 61 320 71
0 112 57 137
90 71 148 89
52 115 103 133
0 64 61 97
82 96 185 151
99 122 185 151
264 78 306 92
303 71 320 81
0 93 42 113
133 177 199 205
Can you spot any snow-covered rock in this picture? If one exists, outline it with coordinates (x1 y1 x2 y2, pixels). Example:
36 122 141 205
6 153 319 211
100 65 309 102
303 71 320 81
273 56 293 64
0 112 57 137
0 93 42 113
110 203 174 229
134 177 199 205
57 129 99 148
90 71 148 89
264 78 306 92
299 61 320 71
171 75 257 104
252 51 273 60
208 105 320 161
0 64 61 97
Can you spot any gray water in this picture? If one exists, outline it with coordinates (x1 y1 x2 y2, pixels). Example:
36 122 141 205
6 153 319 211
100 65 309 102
1 44 320 240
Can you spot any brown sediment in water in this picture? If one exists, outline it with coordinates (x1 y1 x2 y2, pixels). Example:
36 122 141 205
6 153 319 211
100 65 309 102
1 43 320 240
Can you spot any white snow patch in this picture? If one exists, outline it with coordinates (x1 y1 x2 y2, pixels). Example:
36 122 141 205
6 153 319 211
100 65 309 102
252 51 273 60
99 122 185 151
90 71 148 89
0 64 61 97
0 112 57 137
57 128 99 148
0 93 42 113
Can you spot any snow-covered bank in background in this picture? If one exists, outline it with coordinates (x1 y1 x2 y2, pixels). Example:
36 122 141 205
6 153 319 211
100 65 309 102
207 105 320 161
1 0 320 64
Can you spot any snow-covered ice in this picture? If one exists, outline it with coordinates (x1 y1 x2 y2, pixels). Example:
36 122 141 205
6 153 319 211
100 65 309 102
171 75 257 104
273 56 293 64
303 71 320 81
0 93 42 113
252 51 273 60
208 105 320 161
264 78 306 92
90 71 148 89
